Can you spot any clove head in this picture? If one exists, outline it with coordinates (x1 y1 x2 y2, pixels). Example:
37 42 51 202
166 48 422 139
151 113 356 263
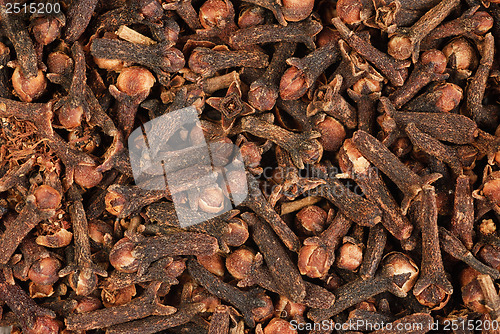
314 116 346 152
282 0 314 22
58 105 84 129
460 267 489 314
199 0 235 29
226 247 255 280
387 34 413 61
419 49 447 73
109 237 139 273
298 241 330 278
263 318 298 334
32 16 63 46
336 0 373 25
115 66 156 101
12 67 47 102
295 205 327 236
74 164 103 189
28 257 61 286
279 66 307 101
382 252 419 294
34 185 61 211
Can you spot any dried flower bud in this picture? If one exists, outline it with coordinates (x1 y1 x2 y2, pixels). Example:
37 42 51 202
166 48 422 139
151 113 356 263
223 217 249 247
34 185 61 210
192 287 221 312
336 240 363 271
139 0 163 20
478 244 500 270
421 49 448 73
88 220 113 245
282 0 314 22
275 297 306 319
109 237 139 273
382 252 419 293
28 257 61 286
47 51 73 75
26 316 60 334
264 318 298 334
352 77 383 95
252 293 274 323
197 253 225 276
74 164 103 189
314 116 346 152
29 282 54 298
199 0 235 29
316 27 338 48
336 0 373 25
298 243 330 278
295 205 327 236
102 285 136 308
225 247 255 279
238 6 266 28
12 67 47 102
460 267 488 314
115 66 155 97
240 141 262 168
198 186 226 213
280 66 307 101
209 137 234 166
58 105 84 129
482 172 500 207
32 16 63 45
471 11 494 34
442 38 478 72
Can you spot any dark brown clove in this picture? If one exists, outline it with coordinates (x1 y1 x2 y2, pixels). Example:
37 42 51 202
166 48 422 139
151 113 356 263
412 185 453 310
279 36 341 100
307 75 357 129
58 185 108 296
189 45 269 78
332 17 410 86
230 17 322 50
387 0 460 62
106 302 206 334
465 33 499 128
402 82 463 113
240 115 322 169
0 185 61 264
389 49 449 109
249 42 296 111
188 258 266 327
242 212 306 303
0 5 38 78
439 227 500 279
307 270 410 322
65 281 175 330
359 224 387 280
297 211 351 278
352 130 440 214
90 38 184 85
450 175 475 249
338 139 412 239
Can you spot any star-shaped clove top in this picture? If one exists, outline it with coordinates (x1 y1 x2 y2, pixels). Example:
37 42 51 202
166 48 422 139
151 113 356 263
207 81 255 131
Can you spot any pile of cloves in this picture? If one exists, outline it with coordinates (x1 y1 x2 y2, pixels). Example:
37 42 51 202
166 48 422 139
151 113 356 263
0 0 500 333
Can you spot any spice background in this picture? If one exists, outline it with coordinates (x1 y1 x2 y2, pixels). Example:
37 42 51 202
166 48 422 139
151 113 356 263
0 0 500 333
